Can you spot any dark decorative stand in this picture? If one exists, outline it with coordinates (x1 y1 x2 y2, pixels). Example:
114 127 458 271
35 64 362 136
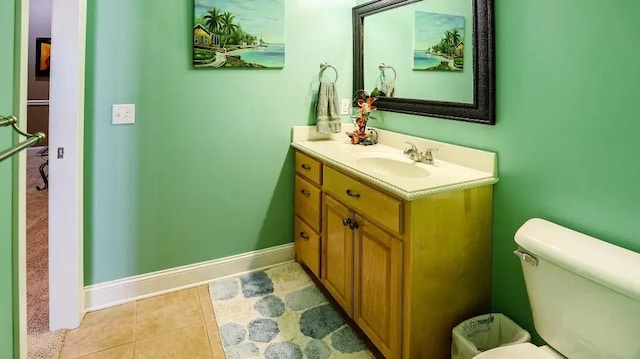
36 147 48 191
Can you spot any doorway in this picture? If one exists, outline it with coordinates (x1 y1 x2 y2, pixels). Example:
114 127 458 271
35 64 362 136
25 0 55 352
16 0 86 357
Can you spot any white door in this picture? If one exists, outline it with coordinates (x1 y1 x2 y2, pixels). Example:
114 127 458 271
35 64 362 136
48 0 87 330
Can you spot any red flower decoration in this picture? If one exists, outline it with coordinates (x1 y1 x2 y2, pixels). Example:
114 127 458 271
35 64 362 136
357 97 377 114
346 91 378 145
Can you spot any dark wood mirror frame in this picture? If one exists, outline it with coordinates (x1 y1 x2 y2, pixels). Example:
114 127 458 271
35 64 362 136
353 0 495 125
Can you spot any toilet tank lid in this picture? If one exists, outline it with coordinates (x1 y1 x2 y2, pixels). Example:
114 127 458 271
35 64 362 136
515 218 640 302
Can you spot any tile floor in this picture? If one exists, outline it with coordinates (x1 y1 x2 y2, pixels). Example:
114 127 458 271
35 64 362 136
59 286 225 358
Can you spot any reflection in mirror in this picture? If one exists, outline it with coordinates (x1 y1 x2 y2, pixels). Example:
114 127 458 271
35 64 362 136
353 0 495 124
364 0 473 103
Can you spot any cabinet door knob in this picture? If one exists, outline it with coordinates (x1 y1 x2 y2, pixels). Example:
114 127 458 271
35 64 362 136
346 189 361 198
301 164 311 170
342 218 352 227
349 221 359 230
300 189 311 197
299 232 310 240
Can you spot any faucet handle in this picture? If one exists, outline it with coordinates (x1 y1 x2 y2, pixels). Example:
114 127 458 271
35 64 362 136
422 148 439 164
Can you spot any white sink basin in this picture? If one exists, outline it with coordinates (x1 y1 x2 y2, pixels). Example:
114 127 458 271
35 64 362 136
355 155 430 178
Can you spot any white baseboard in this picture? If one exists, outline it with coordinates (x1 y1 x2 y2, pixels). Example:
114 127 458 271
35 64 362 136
84 243 295 312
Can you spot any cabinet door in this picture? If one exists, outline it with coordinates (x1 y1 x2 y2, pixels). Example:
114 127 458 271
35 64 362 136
353 214 403 359
321 194 354 316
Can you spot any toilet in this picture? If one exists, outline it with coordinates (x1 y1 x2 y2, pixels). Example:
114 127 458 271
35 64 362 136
476 218 640 359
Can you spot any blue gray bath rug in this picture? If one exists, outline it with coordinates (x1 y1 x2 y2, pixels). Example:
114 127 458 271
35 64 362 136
208 262 374 359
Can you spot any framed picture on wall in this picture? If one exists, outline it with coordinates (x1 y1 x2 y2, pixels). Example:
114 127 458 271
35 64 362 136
192 0 285 69
35 37 51 78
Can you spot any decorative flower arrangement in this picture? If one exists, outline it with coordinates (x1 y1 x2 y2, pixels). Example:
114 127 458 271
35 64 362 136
346 90 378 145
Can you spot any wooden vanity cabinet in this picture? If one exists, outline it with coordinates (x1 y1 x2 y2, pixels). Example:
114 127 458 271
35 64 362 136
294 151 322 277
321 193 403 358
293 150 493 359
322 167 404 358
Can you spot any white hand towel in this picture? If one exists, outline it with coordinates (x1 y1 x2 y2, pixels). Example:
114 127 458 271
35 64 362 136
315 81 341 133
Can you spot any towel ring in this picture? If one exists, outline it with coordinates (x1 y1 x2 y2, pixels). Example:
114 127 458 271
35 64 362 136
378 63 397 82
320 62 339 83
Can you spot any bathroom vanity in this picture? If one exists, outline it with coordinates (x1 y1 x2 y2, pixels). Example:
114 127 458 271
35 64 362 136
291 127 498 359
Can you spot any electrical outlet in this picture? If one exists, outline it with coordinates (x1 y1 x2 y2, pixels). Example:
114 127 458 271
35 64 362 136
340 98 351 115
112 104 135 124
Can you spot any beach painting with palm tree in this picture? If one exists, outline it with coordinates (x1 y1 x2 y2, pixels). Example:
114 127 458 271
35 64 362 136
413 11 464 71
193 0 284 69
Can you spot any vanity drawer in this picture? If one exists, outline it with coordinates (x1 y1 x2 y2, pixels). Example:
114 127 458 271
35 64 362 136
295 215 320 278
324 166 403 235
295 175 321 232
295 151 323 185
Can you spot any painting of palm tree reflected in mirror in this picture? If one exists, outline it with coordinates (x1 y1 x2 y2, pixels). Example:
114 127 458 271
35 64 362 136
193 0 285 69
413 11 464 71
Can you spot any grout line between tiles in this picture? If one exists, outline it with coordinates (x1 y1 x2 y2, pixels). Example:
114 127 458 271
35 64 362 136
133 300 137 342
197 286 216 357
132 300 137 358
74 343 133 359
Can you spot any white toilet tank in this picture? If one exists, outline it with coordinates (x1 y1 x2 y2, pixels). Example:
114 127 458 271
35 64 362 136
514 218 640 359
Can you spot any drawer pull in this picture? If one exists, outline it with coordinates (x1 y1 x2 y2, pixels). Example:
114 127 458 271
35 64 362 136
301 164 311 170
346 189 361 198
299 232 310 240
300 189 311 197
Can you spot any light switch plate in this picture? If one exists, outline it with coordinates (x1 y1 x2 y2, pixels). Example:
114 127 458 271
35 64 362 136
112 104 135 124
340 98 351 115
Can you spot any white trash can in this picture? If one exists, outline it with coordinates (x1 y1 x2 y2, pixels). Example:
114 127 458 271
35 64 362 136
451 313 531 359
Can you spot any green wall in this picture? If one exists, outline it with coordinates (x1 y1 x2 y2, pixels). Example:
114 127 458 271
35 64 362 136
84 0 356 285
0 0 16 356
371 0 640 340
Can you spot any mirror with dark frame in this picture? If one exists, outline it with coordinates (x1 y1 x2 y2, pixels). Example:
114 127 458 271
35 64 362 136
353 0 495 124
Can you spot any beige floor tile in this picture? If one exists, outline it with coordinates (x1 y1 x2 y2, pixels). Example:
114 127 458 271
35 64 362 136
76 343 135 359
135 324 212 359
204 319 225 358
136 288 203 339
197 285 215 322
59 303 135 359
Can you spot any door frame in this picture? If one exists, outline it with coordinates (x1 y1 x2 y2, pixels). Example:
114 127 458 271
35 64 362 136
15 0 86 356
14 1 29 357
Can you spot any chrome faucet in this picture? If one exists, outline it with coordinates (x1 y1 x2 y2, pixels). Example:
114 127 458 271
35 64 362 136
403 141 422 161
403 141 438 164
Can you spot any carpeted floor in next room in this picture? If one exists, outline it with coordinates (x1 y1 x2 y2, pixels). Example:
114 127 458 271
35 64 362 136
26 148 66 359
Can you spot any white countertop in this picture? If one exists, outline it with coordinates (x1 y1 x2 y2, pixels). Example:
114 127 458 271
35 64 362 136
291 126 498 200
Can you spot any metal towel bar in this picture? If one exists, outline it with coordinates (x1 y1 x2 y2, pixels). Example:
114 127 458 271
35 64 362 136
0 115 46 163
